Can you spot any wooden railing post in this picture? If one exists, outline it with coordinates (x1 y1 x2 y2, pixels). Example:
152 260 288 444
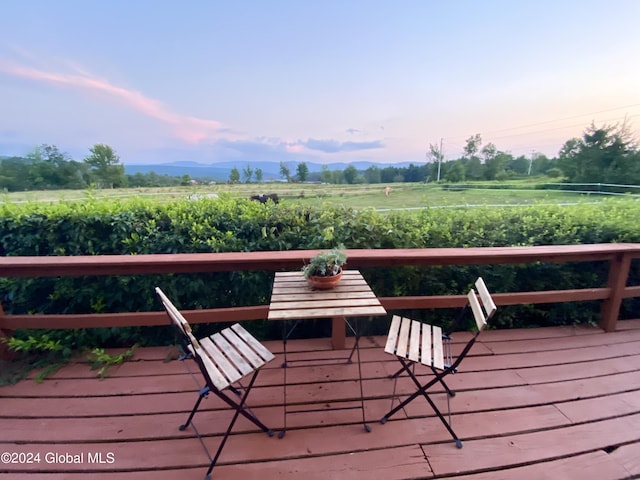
600 252 632 332
0 304 16 361
331 317 346 350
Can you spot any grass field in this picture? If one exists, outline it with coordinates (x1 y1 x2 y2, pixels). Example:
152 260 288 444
2 181 639 210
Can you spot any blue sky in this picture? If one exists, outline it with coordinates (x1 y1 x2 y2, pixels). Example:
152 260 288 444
1 1 639 165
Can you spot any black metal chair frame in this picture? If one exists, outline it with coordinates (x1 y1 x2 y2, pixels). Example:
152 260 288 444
156 287 275 480
380 277 496 448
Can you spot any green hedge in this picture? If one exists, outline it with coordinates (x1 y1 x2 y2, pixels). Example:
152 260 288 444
1 195 638 346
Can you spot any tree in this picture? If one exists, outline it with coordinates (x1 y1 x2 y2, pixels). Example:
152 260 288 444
404 163 427 182
343 165 358 184
26 144 89 189
319 165 332 183
255 168 263 182
296 162 309 182
463 134 482 158
381 166 400 183
242 164 254 183
558 122 640 184
464 157 484 180
229 167 240 183
481 142 497 162
531 153 554 176
485 152 510 180
0 156 31 191
444 161 465 182
84 144 125 188
279 162 291 182
507 155 530 176
364 165 381 184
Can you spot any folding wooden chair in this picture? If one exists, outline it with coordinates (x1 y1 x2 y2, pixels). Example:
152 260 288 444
155 287 276 480
380 277 497 448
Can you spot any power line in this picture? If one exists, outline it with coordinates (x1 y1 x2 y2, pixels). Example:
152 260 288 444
440 108 640 158
442 103 640 142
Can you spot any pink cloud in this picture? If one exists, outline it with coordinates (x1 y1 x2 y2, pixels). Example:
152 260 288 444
0 62 224 144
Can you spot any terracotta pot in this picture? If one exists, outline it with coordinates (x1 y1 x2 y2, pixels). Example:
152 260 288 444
306 270 343 290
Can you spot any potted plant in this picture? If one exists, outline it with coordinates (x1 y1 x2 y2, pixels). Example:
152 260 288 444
302 247 348 289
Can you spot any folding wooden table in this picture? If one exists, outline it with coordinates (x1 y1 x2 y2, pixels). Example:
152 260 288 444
268 270 387 435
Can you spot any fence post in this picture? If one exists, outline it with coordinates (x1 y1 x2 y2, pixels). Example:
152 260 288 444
600 252 631 332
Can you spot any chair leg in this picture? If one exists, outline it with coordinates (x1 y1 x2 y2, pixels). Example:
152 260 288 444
381 360 441 422
391 363 456 397
181 384 273 436
381 359 463 448
205 370 262 479
214 388 273 435
419 385 462 448
180 386 210 431
431 366 456 397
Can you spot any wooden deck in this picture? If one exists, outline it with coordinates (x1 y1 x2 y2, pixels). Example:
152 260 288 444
2 320 640 480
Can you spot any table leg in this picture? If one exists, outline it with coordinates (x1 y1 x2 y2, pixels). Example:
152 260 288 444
345 316 371 432
331 316 346 350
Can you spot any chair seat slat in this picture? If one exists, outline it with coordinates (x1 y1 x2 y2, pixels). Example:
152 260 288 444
396 317 411 358
408 320 421 362
200 337 243 385
213 331 255 376
384 315 402 355
220 328 265 371
232 324 275 363
432 325 444 370
420 322 431 366
187 344 230 391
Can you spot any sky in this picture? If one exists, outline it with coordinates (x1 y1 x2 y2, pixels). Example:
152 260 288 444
1 0 639 166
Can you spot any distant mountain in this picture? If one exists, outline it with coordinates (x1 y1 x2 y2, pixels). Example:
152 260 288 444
124 160 420 181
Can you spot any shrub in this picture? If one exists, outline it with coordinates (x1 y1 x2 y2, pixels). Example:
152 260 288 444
1 196 638 346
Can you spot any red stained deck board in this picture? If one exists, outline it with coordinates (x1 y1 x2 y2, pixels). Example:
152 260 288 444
609 441 640 478
445 450 631 480
2 323 640 480
4 445 431 480
425 414 640 476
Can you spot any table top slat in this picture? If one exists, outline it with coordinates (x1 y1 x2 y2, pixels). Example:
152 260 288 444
270 297 382 311
268 270 387 321
269 305 387 320
269 290 376 302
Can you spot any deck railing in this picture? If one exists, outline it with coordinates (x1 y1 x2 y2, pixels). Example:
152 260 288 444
1 243 639 355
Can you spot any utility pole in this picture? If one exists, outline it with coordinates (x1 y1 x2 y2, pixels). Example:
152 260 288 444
528 149 534 176
437 137 443 181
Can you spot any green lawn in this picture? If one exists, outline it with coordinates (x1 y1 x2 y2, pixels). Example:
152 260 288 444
2 181 636 210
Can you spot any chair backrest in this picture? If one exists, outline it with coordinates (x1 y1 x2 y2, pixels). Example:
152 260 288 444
155 287 202 350
385 277 497 372
449 277 496 369
468 277 497 332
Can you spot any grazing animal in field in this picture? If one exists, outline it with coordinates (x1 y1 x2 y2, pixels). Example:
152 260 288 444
250 193 279 204
384 186 392 197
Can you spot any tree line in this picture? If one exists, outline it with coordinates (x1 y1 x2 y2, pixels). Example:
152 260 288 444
2 122 638 192
0 144 191 192
232 122 639 186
